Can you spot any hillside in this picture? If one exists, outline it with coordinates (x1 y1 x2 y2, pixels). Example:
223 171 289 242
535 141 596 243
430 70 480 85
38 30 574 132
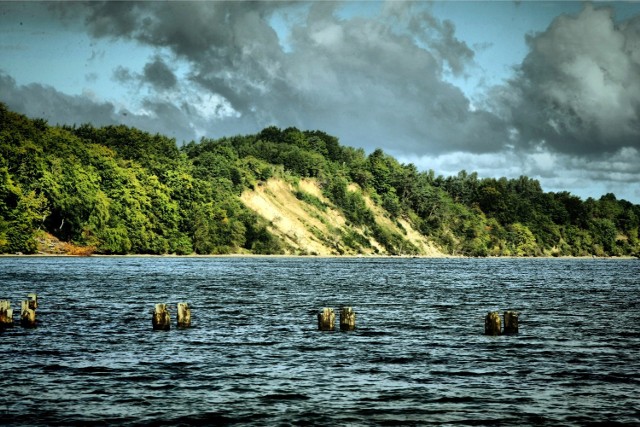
241 178 444 256
1 103 639 257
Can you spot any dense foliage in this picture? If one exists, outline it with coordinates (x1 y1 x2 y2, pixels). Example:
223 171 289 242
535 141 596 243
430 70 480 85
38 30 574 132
1 103 638 257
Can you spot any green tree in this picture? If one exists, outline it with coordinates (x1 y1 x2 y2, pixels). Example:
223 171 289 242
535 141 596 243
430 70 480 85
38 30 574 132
506 223 537 256
590 218 617 254
6 189 49 253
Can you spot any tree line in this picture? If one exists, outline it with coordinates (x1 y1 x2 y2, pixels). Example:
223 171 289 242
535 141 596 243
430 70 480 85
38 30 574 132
1 103 638 257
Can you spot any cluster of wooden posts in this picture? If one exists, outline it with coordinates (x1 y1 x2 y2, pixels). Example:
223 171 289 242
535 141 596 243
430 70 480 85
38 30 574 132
317 307 356 331
0 294 38 329
318 307 518 335
484 310 519 335
2 297 517 336
152 305 516 335
152 302 191 330
151 304 358 332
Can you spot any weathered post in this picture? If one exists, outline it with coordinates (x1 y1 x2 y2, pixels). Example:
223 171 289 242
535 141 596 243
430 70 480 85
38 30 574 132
339 306 356 331
27 293 38 310
21 300 36 328
177 303 191 328
152 303 170 331
317 307 335 331
484 311 501 336
0 300 14 328
504 311 519 334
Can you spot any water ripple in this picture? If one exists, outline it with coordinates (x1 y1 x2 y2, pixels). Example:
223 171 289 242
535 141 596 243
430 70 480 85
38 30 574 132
1 257 639 425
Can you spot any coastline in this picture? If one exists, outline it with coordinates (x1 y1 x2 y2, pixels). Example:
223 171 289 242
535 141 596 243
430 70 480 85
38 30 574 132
0 252 636 260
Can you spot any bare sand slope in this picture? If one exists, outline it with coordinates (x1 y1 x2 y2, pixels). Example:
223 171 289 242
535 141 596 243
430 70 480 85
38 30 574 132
241 178 445 256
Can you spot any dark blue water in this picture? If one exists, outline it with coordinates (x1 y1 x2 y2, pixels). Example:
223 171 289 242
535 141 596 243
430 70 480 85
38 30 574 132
1 257 639 426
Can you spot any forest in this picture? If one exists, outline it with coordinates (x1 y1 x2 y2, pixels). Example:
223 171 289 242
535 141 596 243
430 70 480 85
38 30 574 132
1 102 639 257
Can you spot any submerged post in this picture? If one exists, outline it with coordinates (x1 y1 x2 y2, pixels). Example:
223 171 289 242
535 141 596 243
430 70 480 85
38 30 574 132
317 307 335 331
27 293 38 310
177 303 191 328
484 311 501 336
152 303 170 331
340 307 356 331
21 300 36 328
0 300 14 328
504 311 519 334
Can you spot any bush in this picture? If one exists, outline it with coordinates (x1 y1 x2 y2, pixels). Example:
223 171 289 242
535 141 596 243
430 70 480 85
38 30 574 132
294 190 327 211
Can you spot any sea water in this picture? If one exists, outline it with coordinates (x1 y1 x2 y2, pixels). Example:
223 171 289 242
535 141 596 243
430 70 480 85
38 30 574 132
1 257 639 425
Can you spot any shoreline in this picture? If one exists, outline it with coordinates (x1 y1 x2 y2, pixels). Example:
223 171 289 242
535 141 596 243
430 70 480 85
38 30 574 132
0 253 636 260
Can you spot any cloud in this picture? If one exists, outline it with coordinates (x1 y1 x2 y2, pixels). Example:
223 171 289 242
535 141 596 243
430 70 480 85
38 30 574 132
0 71 118 127
112 56 177 92
112 66 135 84
70 1 510 155
3 2 640 202
278 1 508 154
404 145 640 202
0 71 198 142
143 56 177 90
499 4 640 156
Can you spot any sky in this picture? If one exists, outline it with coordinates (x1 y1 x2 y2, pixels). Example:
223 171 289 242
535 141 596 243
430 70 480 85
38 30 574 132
1 1 640 203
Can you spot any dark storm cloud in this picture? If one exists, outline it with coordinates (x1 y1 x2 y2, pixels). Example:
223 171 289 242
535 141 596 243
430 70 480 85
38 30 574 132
71 0 511 155
112 57 177 92
500 5 640 156
143 56 177 90
81 1 285 64
80 1 287 116
80 1 140 40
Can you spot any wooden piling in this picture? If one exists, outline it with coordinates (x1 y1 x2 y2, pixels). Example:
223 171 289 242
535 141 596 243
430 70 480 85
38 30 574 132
177 303 191 328
152 303 171 331
27 293 38 310
317 307 335 331
504 311 519 334
21 300 36 328
339 307 356 331
0 300 14 328
484 311 501 336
